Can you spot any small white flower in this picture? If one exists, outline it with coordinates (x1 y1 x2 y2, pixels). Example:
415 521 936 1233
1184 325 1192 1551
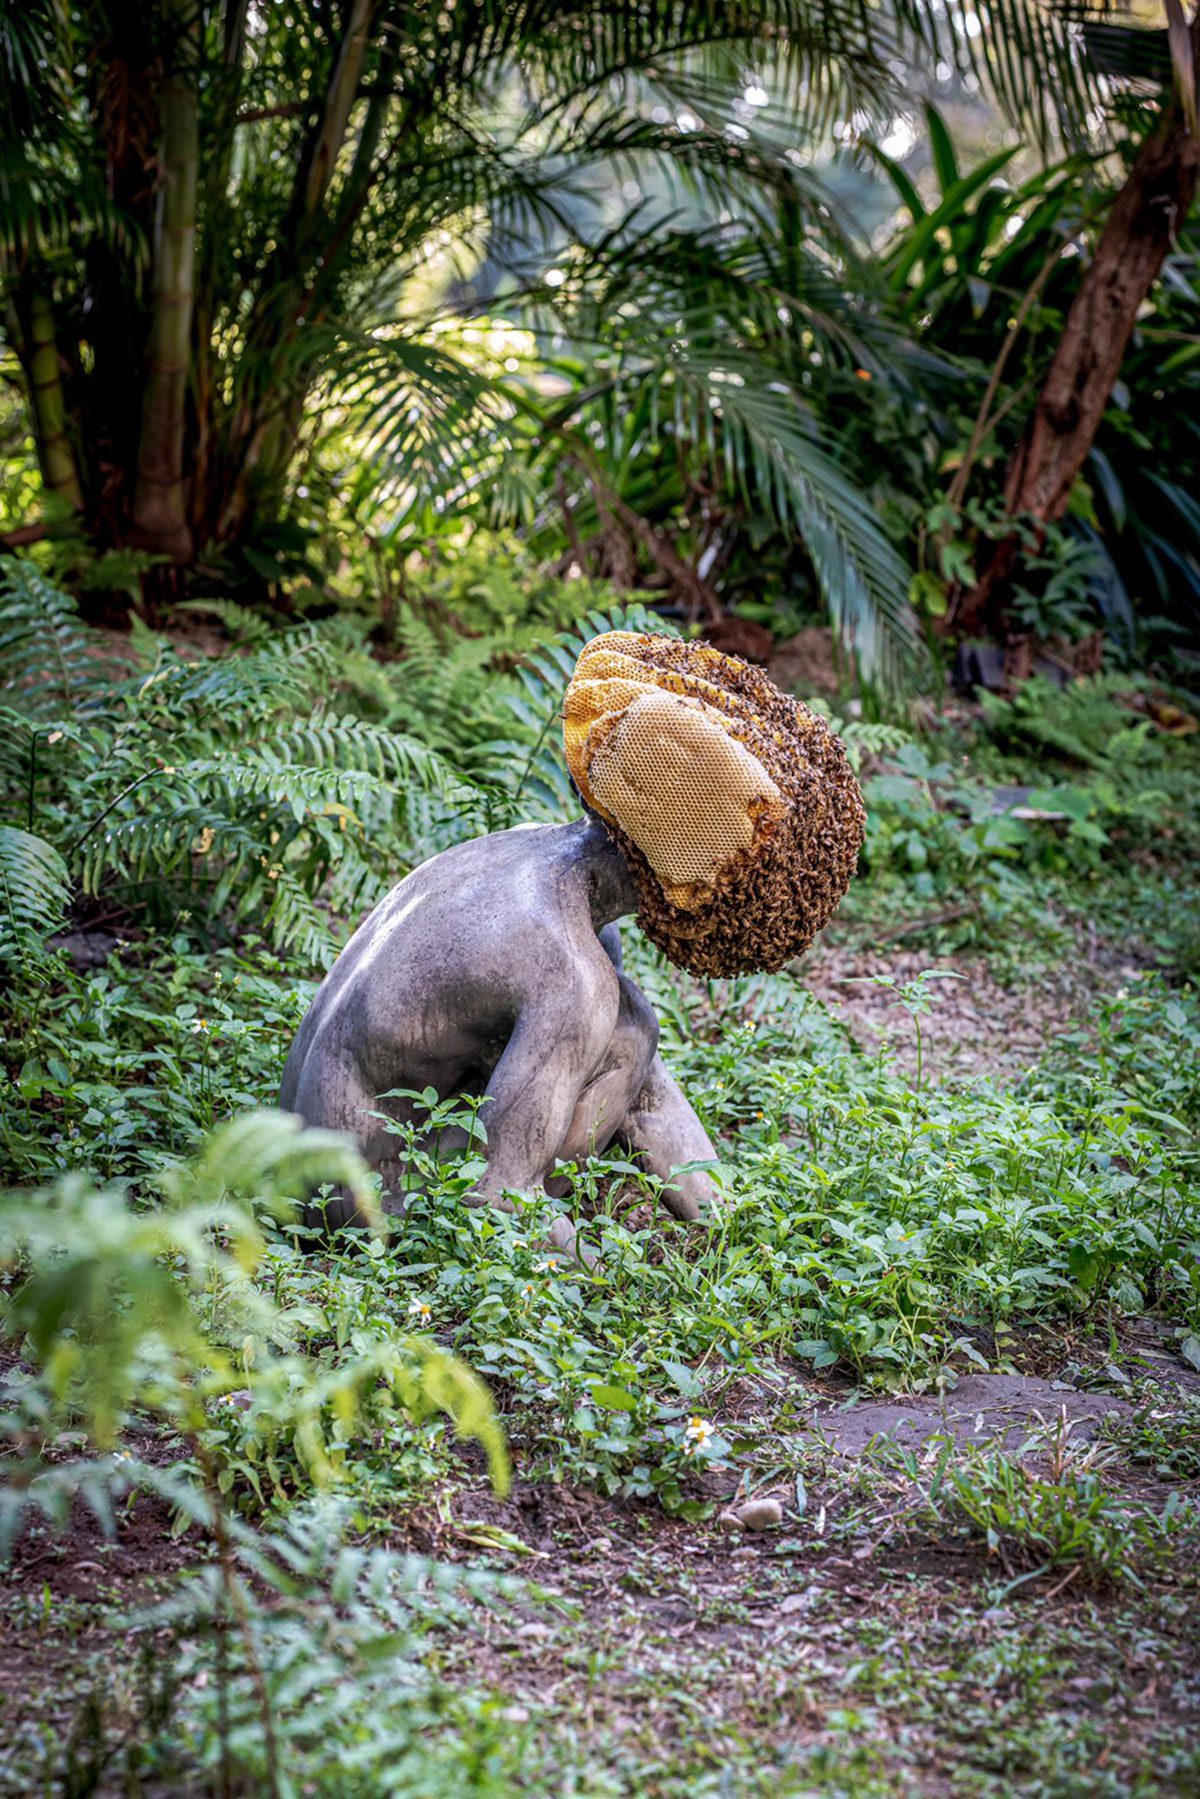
532 1256 560 1273
407 1298 432 1321
191 1018 209 1034
684 1416 714 1444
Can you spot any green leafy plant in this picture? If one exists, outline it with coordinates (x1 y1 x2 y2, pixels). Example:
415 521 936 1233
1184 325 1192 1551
0 560 482 967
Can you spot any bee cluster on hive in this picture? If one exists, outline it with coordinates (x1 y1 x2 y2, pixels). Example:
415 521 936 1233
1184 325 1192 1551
563 630 866 977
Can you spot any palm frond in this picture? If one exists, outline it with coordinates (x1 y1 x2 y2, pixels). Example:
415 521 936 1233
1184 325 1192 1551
475 601 675 824
681 354 925 687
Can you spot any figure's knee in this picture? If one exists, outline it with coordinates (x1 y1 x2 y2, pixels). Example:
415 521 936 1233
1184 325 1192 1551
284 1050 389 1236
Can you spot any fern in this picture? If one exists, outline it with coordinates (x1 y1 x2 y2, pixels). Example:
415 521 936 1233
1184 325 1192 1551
0 558 117 716
0 824 70 961
805 699 910 775
0 566 496 969
172 596 275 646
978 675 1152 771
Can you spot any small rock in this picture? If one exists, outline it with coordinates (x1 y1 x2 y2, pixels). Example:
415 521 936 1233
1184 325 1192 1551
779 1589 815 1615
716 1509 744 1533
736 1497 783 1532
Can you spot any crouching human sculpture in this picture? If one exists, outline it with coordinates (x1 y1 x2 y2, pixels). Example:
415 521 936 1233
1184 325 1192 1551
280 631 865 1255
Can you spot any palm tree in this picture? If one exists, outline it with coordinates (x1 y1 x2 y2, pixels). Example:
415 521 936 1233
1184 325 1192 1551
955 6 1200 637
0 0 1109 680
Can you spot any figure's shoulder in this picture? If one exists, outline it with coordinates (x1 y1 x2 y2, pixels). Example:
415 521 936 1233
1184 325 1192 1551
362 825 552 912
356 823 600 962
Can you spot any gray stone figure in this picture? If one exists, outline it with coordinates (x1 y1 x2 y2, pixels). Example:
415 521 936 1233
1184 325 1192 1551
280 629 865 1257
279 816 718 1256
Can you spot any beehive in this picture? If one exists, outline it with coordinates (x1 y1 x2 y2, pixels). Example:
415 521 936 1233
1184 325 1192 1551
563 630 866 975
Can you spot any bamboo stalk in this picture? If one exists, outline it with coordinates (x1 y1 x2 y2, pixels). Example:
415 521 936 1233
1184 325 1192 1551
26 291 83 515
299 0 380 222
216 0 382 539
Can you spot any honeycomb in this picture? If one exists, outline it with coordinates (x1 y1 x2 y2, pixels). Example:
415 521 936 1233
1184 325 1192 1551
563 630 865 975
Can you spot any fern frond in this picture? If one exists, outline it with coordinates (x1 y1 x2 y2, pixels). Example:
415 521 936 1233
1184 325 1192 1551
172 598 275 647
264 870 344 970
0 824 70 960
0 560 115 717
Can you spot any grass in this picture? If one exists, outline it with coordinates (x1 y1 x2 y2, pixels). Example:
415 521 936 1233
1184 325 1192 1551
2 604 1199 1793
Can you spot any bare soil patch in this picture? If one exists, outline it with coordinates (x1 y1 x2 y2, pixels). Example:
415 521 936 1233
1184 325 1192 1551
802 938 1132 1085
800 1371 1134 1460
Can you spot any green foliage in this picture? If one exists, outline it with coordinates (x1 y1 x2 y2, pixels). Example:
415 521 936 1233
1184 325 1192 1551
0 562 486 967
1 1478 531 1795
977 674 1163 769
859 106 1200 658
6 0 1063 681
1101 1385 1200 1481
845 672 1200 956
0 1110 508 1511
875 1434 1192 1587
137 1510 529 1797
0 824 70 962
0 558 109 708
0 937 313 1181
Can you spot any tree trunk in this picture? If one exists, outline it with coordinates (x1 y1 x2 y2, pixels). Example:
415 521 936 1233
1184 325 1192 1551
192 0 249 540
957 48 1200 637
23 290 84 516
84 1 163 544
214 0 381 544
130 0 200 563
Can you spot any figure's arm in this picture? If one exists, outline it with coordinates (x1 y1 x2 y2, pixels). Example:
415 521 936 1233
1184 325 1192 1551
470 977 618 1211
620 1054 721 1220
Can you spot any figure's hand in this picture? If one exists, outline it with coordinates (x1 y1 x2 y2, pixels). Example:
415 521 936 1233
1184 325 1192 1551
547 1209 599 1271
467 1180 598 1271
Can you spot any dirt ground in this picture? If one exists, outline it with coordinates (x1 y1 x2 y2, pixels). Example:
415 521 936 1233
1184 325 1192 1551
801 933 1133 1086
3 1320 1198 1796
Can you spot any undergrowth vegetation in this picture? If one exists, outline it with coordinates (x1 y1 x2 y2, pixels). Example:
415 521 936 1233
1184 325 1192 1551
2 560 1199 1793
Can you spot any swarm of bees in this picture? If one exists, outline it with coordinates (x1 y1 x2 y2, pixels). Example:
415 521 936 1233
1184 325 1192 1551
563 630 866 977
